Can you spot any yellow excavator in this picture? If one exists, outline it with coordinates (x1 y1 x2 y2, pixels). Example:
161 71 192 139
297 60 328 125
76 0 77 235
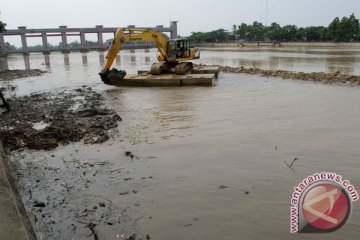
99 28 200 84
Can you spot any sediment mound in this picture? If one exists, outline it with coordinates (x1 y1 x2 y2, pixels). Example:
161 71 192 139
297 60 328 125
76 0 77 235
0 87 121 151
0 69 46 81
196 64 360 86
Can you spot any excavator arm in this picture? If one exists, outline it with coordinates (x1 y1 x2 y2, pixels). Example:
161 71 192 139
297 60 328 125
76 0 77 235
99 28 170 84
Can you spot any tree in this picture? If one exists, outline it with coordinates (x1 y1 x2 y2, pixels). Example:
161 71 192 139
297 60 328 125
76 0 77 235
187 32 207 42
265 22 282 41
188 29 233 43
282 25 298 41
348 13 360 40
0 21 6 32
237 23 248 39
295 27 306 41
340 16 353 41
246 21 265 41
69 40 81 47
209 29 231 42
232 24 237 34
340 13 360 41
5 42 16 51
327 17 341 41
304 26 326 41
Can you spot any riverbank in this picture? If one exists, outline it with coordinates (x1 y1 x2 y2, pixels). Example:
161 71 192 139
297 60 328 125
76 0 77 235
0 85 150 239
0 69 48 240
196 64 360 86
0 142 37 240
0 86 122 151
195 42 360 49
0 81 137 239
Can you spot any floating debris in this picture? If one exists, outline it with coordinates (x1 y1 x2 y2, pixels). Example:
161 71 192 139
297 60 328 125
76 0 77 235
284 157 299 171
119 191 130 196
125 151 134 159
99 202 106 208
33 201 46 208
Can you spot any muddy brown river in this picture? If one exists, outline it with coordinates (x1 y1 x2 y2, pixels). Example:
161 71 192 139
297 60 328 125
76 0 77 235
4 48 360 239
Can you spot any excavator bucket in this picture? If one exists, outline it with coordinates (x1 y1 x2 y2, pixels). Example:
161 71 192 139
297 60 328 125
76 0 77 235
99 68 127 85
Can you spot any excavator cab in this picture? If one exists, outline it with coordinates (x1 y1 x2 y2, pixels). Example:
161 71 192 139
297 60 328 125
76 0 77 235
167 39 192 61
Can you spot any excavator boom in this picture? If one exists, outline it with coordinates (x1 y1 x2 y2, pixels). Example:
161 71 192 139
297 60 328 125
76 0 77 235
99 28 200 84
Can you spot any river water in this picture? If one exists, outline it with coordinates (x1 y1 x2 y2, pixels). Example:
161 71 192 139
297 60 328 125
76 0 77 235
4 49 360 239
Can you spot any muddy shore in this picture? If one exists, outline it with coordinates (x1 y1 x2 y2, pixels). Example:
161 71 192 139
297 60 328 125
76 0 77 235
0 69 46 81
0 87 122 151
0 85 150 239
0 70 157 240
196 64 360 86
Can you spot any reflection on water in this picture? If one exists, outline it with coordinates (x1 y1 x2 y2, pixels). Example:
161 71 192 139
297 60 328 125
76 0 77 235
81 54 87 65
23 54 30 70
324 56 357 73
64 53 70 65
5 49 360 239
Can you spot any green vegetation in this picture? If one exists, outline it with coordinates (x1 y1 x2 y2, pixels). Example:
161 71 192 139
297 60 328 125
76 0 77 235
3 41 101 51
186 29 235 42
68 40 99 47
188 14 360 42
0 21 6 32
5 42 16 51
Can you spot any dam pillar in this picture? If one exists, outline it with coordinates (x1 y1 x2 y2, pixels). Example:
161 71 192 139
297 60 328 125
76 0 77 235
18 26 29 54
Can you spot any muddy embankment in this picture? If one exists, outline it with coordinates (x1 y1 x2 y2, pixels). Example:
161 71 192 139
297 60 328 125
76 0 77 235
1 89 149 240
1 71 147 239
196 64 360 86
0 87 122 151
0 69 46 81
1 69 123 151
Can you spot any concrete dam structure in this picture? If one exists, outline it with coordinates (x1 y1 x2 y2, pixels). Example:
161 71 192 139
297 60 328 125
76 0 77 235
0 21 178 54
0 22 178 71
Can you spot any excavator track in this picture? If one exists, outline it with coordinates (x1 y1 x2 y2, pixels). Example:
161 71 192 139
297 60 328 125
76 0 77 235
174 62 193 75
150 62 172 75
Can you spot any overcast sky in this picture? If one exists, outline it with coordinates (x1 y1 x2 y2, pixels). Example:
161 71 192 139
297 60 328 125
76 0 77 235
1 0 359 41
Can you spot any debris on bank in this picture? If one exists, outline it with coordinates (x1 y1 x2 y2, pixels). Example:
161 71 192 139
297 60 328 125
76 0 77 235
196 64 360 86
0 69 46 81
0 86 121 151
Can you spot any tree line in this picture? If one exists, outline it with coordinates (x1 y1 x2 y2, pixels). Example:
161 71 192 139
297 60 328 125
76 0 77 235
0 21 6 33
187 14 360 43
3 40 103 51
